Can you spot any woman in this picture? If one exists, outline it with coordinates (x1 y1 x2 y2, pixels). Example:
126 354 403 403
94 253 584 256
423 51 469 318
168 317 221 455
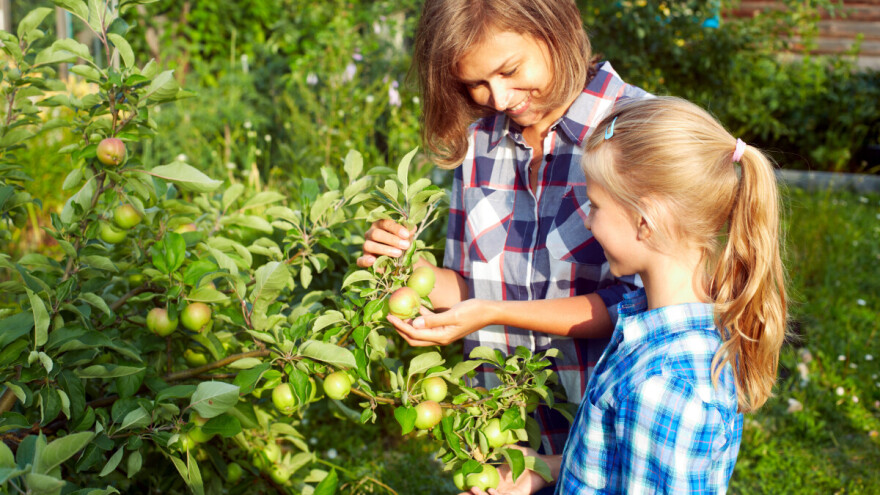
357 0 648 457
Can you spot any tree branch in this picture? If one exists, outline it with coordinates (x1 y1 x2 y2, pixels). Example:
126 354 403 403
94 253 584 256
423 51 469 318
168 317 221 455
163 349 273 382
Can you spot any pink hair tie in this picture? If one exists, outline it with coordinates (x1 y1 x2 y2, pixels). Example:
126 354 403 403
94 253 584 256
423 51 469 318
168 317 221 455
732 138 746 162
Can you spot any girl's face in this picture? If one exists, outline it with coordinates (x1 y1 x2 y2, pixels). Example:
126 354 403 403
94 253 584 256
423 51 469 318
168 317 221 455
585 180 643 277
456 27 557 129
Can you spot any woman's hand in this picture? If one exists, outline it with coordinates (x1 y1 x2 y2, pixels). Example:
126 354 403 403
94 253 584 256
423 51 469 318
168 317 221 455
463 447 552 495
388 299 496 346
356 219 414 268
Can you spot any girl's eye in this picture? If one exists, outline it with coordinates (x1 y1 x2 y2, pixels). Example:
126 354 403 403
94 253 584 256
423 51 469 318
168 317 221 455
502 68 517 77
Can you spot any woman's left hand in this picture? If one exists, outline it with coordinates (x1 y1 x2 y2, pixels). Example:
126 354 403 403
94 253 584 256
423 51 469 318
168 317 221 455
388 298 496 346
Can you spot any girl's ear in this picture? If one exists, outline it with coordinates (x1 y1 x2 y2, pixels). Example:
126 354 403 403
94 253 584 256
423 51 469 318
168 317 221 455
636 215 652 241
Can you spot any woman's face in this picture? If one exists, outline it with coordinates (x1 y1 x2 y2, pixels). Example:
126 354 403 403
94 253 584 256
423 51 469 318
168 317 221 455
456 27 557 129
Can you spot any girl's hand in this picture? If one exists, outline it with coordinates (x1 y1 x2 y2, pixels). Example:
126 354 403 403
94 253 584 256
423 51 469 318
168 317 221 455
388 299 495 346
464 447 551 495
356 219 415 268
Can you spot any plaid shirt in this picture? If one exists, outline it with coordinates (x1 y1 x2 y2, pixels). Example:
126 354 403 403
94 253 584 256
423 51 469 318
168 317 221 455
443 62 648 453
555 289 743 495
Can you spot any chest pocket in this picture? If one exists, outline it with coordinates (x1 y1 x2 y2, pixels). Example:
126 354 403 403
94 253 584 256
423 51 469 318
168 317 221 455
546 187 605 265
462 187 514 263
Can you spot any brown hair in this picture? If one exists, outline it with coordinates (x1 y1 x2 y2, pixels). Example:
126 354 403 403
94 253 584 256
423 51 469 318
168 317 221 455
413 0 591 168
581 97 788 413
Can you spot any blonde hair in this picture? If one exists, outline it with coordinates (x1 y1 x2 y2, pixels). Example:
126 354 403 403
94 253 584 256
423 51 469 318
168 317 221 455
413 0 591 168
582 97 787 413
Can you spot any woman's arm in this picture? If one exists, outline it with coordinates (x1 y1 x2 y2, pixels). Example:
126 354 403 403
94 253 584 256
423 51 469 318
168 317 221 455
391 293 613 347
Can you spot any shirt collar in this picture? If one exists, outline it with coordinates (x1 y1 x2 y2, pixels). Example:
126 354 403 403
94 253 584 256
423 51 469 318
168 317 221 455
486 61 624 152
617 288 717 345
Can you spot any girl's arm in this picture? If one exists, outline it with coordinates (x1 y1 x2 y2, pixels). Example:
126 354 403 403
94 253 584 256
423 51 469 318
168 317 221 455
391 293 613 347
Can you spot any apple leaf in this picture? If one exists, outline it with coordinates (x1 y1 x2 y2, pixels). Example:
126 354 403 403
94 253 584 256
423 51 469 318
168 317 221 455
313 469 338 495
298 340 356 369
394 406 417 435
407 352 444 380
147 161 222 193
189 382 240 419
502 447 526 483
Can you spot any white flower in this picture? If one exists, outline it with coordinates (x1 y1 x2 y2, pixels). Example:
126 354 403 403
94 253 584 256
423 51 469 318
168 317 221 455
838 354 846 361
352 52 363 62
412 96 420 104
786 398 803 413
342 62 357 82
797 362 809 382
365 95 375 103
850 363 858 369
853 396 859 403
264 134 272 143
798 348 813 363
255 149 262 156
176 153 188 162
309 437 317 445
857 299 866 306
244 121 252 129
225 162 236 170
306 73 318 85
326 448 338 459
836 386 845 396
389 80 401 107
859 196 869 203
247 130 257 139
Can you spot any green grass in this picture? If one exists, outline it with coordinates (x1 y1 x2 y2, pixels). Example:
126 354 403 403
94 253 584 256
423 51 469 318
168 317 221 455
731 187 880 494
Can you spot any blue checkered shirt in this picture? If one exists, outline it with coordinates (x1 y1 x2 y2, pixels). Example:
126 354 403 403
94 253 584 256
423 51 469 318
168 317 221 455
555 289 743 494
442 62 649 453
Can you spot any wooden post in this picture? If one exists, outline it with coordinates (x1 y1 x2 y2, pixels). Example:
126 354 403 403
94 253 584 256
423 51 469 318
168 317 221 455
55 7 69 80
0 0 11 34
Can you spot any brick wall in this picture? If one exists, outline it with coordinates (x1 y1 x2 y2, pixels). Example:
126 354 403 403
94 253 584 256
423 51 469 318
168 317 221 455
729 1 880 69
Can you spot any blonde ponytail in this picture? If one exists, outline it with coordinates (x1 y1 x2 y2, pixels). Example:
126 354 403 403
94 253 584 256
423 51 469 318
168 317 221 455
581 97 788 413
709 145 787 412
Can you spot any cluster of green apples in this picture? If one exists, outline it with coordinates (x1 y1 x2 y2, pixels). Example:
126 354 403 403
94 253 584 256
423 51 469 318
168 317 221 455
387 266 435 319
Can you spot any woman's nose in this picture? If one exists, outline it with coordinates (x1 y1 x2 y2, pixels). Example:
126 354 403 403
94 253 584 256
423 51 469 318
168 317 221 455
487 80 511 111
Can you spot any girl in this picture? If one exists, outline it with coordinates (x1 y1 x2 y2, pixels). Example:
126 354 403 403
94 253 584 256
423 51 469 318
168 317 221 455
473 97 787 494
357 0 649 456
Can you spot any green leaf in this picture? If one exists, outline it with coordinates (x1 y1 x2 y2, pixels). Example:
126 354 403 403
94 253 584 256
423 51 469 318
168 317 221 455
407 352 445 380
313 468 338 495
24 472 65 493
341 270 375 289
231 363 270 395
78 293 113 317
343 150 363 181
155 385 197 403
119 407 150 431
298 340 356 369
147 161 222 193
241 191 286 210
311 311 344 333
53 0 90 22
25 288 49 347
143 70 182 102
397 147 419 194
221 183 245 211
106 33 134 68
393 406 417 435
0 312 34 348
469 346 500 364
126 450 143 478
189 382 240 419
200 414 241 438
249 261 291 331
500 407 525 431
524 455 554 483
0 127 34 148
227 358 262 370
40 432 94 472
70 64 102 81
0 441 15 468
18 7 53 41
186 450 205 495
76 365 145 378
99 448 123 477
450 360 482 381
81 255 118 273
502 447 526 482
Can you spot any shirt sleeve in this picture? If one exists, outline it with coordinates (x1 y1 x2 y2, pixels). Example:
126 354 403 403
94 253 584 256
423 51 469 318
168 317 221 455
615 375 732 494
443 164 470 280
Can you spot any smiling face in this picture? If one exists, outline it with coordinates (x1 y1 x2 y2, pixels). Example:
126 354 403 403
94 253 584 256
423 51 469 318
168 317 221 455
456 28 563 130
585 179 644 277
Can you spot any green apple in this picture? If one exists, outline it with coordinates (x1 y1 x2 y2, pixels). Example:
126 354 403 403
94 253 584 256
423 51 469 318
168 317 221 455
453 469 469 491
99 221 127 244
181 302 212 332
482 418 515 449
414 400 442 430
146 307 178 337
272 383 297 414
269 465 291 484
421 376 447 402
406 266 436 297
113 204 142 229
184 349 208 367
226 462 243 484
96 137 126 166
388 286 420 319
264 442 282 463
466 464 500 491
188 425 213 443
323 371 351 400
